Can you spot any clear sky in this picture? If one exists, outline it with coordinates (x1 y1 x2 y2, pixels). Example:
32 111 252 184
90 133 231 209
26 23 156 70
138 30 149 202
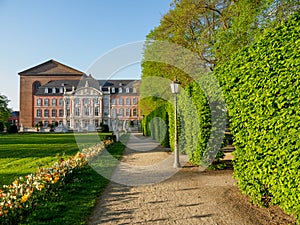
0 0 171 110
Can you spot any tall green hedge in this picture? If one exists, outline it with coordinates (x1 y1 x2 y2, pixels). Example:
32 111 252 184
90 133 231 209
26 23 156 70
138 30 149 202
141 100 171 148
215 12 300 220
177 81 211 165
140 77 225 166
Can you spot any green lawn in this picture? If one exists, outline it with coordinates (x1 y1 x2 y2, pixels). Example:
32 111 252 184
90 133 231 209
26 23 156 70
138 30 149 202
0 133 111 186
20 140 126 225
0 132 125 225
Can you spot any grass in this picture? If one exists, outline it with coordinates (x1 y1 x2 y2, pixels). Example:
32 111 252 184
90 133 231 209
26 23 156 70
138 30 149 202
19 141 126 225
0 132 126 225
0 132 113 186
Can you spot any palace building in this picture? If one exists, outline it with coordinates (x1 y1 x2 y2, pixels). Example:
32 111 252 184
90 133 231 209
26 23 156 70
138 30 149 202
19 59 141 131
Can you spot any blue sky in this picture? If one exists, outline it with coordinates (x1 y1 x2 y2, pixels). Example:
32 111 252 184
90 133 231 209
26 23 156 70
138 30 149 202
0 0 171 110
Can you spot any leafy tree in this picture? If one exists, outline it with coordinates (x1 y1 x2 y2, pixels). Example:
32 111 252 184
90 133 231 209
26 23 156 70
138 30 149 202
140 0 300 164
147 0 300 69
0 94 11 130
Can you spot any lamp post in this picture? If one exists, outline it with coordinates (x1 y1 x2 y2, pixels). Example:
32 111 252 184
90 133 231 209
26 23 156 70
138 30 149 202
170 79 180 168
141 115 144 135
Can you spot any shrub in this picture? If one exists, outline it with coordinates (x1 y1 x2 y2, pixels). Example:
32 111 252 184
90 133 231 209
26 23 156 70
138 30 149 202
8 124 18 134
215 12 300 221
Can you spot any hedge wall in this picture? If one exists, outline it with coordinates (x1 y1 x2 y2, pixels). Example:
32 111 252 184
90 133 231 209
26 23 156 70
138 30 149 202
215 12 300 220
177 81 212 165
140 77 225 166
141 102 171 147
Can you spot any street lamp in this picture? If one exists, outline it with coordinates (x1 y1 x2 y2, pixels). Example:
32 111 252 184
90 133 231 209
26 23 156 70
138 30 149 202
141 115 144 135
170 78 180 168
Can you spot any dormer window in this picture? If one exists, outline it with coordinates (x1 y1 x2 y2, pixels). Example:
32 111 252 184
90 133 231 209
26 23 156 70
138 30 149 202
52 88 56 93
111 87 115 93
59 87 63 93
119 88 122 93
45 88 48 93
126 88 130 93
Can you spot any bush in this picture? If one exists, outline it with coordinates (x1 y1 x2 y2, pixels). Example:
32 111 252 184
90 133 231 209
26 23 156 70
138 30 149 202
8 124 18 134
215 12 300 221
100 124 109 133
0 122 4 132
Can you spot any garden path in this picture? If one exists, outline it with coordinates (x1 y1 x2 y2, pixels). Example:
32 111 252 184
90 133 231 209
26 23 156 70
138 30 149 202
88 133 295 225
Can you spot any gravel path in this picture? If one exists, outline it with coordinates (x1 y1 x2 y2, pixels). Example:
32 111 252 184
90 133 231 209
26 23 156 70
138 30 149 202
88 133 296 225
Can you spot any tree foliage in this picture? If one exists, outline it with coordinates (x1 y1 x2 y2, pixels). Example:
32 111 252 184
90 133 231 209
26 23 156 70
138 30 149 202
215 12 300 221
0 94 11 123
140 0 300 166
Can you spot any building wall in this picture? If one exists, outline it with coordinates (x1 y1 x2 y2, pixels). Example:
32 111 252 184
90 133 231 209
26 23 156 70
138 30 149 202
19 75 81 127
33 95 64 127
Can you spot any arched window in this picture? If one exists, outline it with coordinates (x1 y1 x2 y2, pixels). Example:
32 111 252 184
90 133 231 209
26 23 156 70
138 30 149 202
32 81 41 94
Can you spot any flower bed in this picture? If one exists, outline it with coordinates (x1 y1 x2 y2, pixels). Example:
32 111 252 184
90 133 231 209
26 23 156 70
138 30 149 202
0 140 113 224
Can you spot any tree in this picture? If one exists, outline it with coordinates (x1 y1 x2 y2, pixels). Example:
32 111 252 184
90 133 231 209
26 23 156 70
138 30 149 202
140 0 300 165
0 94 11 131
146 0 300 69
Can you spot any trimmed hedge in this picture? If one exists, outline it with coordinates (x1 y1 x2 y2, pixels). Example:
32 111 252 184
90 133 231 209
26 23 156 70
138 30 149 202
142 103 170 147
215 12 300 220
140 78 225 166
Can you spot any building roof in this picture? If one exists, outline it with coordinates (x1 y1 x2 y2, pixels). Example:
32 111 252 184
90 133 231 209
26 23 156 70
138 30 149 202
35 80 79 96
18 59 85 76
34 78 141 96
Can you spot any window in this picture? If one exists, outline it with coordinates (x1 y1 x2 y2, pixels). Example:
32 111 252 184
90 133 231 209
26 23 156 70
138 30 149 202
118 98 123 105
44 109 49 117
104 98 109 106
52 98 56 106
66 109 70 117
59 87 63 93
111 98 116 105
82 120 88 128
44 98 49 106
59 109 63 117
126 88 130 93
37 98 42 106
52 88 56 93
33 81 41 93
111 87 115 93
112 108 116 117
59 98 63 106
84 107 90 116
94 98 98 104
126 108 130 117
66 98 70 106
45 88 48 93
118 108 123 116
75 107 80 116
83 98 89 105
36 109 41 117
133 108 137 116
94 107 99 116
119 88 122 93
126 98 130 105
51 109 56 117
74 98 80 105
133 98 137 105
